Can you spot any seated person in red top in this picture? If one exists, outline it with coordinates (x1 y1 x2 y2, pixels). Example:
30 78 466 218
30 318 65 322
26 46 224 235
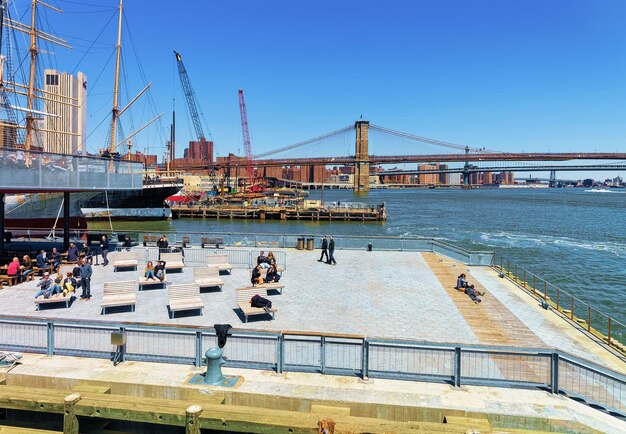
7 257 20 281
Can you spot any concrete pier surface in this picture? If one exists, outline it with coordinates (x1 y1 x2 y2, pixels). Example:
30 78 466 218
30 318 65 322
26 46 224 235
0 247 623 371
0 246 624 432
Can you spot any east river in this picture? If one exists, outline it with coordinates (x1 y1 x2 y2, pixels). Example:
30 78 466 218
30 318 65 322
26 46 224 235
89 188 626 325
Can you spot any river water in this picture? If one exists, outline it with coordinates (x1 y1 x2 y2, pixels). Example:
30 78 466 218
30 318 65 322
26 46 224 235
89 188 626 324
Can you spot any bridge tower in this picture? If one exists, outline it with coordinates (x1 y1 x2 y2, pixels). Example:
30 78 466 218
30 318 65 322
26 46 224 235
354 120 370 192
549 170 557 188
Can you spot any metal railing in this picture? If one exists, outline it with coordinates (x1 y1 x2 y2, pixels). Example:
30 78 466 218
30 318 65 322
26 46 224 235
0 316 623 418
492 255 626 353
109 230 493 266
0 146 143 191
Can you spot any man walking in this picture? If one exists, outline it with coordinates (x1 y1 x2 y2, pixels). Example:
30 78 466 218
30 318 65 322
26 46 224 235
318 235 329 263
100 235 110 266
79 257 93 300
327 235 337 265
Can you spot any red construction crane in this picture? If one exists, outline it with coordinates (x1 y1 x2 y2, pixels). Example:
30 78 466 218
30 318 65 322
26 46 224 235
238 89 263 192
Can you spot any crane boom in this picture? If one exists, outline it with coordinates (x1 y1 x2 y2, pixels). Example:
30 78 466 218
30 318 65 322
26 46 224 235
238 89 255 184
174 50 210 162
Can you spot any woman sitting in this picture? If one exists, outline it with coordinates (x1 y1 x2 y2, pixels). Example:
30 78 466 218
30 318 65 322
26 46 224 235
20 255 33 283
154 261 166 281
251 264 265 286
145 261 157 281
62 272 78 296
266 264 280 283
266 251 277 267
49 273 64 297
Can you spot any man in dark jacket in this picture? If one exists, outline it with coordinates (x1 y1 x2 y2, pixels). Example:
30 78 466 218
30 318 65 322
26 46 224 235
78 257 93 299
318 235 328 263
100 235 110 266
327 235 337 265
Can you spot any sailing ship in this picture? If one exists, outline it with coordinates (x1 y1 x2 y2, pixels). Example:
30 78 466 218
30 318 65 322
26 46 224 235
1 0 179 229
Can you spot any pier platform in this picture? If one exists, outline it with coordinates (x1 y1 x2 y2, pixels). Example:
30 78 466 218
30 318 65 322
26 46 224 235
0 246 624 432
171 204 387 221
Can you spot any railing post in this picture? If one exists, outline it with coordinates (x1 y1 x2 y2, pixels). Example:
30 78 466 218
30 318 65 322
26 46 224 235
544 282 547 302
361 339 369 380
570 298 574 320
556 288 560 311
320 336 326 374
608 318 612 345
550 352 559 394
276 334 284 374
195 331 203 367
46 321 54 356
532 275 536 294
185 405 202 434
499 256 503 272
63 393 82 434
587 306 591 332
507 260 510 277
515 265 518 282
453 347 461 387
523 270 526 288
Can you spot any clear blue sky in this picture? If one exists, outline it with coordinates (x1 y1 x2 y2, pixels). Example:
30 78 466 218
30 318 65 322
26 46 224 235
9 0 626 179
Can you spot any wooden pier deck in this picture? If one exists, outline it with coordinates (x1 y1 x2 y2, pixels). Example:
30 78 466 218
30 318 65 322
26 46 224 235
171 205 386 221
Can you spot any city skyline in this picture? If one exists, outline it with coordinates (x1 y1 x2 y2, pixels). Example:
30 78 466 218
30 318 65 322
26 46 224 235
3 0 626 179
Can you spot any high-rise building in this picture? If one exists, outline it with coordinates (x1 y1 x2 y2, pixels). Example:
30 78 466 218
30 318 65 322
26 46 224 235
418 164 439 185
43 69 87 154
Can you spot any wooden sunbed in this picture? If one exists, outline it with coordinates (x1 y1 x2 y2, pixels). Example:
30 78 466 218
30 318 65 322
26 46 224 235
160 252 185 273
236 287 277 323
168 283 203 318
0 275 18 287
34 292 73 310
112 251 138 272
101 280 137 314
193 267 224 291
138 273 167 290
206 254 233 274
249 269 285 294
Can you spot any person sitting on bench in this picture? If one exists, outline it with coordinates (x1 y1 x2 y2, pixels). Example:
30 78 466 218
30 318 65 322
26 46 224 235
266 251 277 268
154 261 166 281
266 264 280 283
62 272 78 296
36 249 47 270
34 273 53 299
67 243 79 263
7 257 20 283
257 251 269 269
251 264 265 285
81 243 93 263
20 255 33 283
48 248 62 272
145 261 157 281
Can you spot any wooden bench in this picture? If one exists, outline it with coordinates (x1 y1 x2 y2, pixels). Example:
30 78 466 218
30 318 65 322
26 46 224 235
160 252 185 273
236 287 277 323
112 251 138 272
138 274 167 290
168 283 203 318
201 237 224 249
101 280 137 314
0 275 18 287
34 292 73 310
206 254 233 274
142 235 158 246
193 267 224 291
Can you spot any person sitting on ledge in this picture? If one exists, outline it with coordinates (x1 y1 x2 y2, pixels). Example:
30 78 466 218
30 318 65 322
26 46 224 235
48 273 64 297
251 264 265 286
145 261 157 281
266 264 280 283
67 243 79 263
36 249 47 270
154 261 166 282
266 251 277 267
34 272 52 299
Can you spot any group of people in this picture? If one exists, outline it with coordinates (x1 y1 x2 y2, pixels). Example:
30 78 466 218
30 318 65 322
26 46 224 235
144 261 167 282
318 235 337 265
251 251 281 285
455 273 486 304
34 257 93 300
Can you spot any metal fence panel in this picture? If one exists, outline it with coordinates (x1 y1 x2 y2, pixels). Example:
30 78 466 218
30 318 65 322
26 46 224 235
125 328 196 364
0 320 47 354
324 338 363 373
559 357 626 416
54 324 116 358
283 336 322 371
202 332 277 369
460 350 550 387
368 343 455 381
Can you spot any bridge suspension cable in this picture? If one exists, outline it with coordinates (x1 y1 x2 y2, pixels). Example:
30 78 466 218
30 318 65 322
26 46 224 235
252 124 354 159
368 124 501 153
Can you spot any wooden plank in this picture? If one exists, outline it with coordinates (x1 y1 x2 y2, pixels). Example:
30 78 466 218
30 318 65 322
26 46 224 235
71 384 111 394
